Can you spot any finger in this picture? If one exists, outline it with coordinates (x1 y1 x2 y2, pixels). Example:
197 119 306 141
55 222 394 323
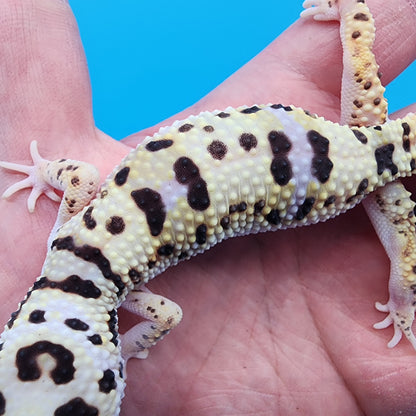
0 0 95 158
391 103 416 119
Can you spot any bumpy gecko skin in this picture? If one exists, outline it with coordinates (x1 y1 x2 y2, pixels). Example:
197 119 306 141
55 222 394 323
0 0 416 415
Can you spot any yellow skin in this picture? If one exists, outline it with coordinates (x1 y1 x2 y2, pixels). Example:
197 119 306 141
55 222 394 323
1 0 416 415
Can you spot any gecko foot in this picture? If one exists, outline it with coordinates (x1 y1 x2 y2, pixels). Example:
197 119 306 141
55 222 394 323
301 0 340 21
373 301 416 350
120 288 183 362
0 140 60 212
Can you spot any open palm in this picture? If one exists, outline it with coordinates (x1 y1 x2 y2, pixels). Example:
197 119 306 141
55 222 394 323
1 1 416 415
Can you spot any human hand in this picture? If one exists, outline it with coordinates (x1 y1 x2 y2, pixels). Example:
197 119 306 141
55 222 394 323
1 1 416 415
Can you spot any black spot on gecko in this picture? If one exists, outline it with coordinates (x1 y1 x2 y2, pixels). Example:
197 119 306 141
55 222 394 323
266 209 280 225
351 129 368 144
178 123 194 133
51 236 75 251
254 200 265 214
88 334 103 345
7 313 19 329
346 178 369 203
216 112 230 118
353 99 363 108
131 188 166 236
74 246 125 295
54 398 98 416
28 310 46 324
114 166 130 186
352 31 361 39
174 157 199 183
229 202 247 213
32 275 101 299
303 109 317 118
411 159 416 171
108 309 119 346
0 392 4 415
16 341 75 384
402 122 411 137
241 105 261 114
148 260 157 269
157 244 175 256
207 140 227 160
375 144 398 176
203 125 215 132
295 197 316 221
99 369 117 394
106 216 125 235
354 12 369 20
6 286 37 329
52 237 126 296
271 104 293 111
145 139 173 152
402 122 411 152
307 130 333 183
65 197 76 209
220 216 230 229
189 180 210 210
57 168 63 179
70 176 80 186
324 195 336 207
373 125 382 131
364 81 372 90
239 133 257 151
268 130 293 186
196 224 207 245
178 251 190 260
65 318 89 331
128 268 142 284
173 157 210 210
83 206 97 230
357 178 369 194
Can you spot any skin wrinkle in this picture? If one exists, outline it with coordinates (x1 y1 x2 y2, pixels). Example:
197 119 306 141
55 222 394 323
310 309 364 415
295 225 365 413
407 0 416 14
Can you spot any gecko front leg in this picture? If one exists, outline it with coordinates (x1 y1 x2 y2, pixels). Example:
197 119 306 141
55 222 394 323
0 140 100 249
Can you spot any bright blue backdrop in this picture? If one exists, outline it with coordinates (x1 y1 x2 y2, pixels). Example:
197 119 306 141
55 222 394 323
69 1 415 140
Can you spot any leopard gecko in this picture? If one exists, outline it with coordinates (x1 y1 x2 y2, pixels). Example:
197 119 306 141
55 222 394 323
0 0 415 415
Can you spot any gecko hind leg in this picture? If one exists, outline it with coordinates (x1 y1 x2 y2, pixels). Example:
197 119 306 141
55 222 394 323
120 287 183 362
364 182 416 350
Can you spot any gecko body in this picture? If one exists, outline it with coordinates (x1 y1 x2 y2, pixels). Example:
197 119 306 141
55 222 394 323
1 1 416 415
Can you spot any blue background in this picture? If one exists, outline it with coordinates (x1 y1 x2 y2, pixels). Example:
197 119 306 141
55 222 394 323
69 1 416 140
